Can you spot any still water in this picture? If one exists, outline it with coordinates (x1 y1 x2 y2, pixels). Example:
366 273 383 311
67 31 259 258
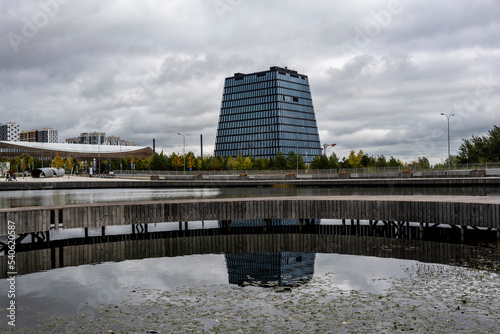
1 189 499 332
1 185 500 208
1 225 499 332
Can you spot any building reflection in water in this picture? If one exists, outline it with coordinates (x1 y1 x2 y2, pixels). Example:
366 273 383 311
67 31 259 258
1 217 499 279
226 252 315 288
222 219 319 289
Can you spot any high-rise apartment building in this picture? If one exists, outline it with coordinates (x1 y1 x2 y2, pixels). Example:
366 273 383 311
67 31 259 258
20 129 38 142
66 132 135 146
0 122 20 141
38 128 58 143
214 66 322 163
66 132 105 145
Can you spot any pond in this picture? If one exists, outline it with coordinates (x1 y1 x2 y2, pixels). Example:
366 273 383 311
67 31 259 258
1 185 500 208
1 188 499 332
1 227 499 332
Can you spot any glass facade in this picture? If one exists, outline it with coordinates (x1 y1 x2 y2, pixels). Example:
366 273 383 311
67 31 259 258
214 66 322 163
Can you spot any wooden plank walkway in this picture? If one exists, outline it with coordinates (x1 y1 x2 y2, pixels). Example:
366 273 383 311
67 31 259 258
1 195 499 236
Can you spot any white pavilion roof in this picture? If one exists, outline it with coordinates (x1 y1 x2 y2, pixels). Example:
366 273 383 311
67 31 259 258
1 141 149 154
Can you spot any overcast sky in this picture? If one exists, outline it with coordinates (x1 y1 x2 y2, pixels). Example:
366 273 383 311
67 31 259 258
1 0 499 164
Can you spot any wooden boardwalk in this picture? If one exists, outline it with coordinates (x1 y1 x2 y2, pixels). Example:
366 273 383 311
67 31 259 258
1 195 499 236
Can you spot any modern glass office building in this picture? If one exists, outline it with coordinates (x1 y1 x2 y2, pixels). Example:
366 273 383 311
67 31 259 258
214 66 322 163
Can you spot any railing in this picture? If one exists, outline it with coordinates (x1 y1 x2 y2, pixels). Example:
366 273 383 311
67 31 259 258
112 163 500 179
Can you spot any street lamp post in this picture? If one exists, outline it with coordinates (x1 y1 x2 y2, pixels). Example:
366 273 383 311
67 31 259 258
440 113 455 170
119 140 122 174
178 132 190 172
98 136 101 176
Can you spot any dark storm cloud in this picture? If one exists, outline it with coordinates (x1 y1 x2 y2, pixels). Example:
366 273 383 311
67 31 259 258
1 0 499 163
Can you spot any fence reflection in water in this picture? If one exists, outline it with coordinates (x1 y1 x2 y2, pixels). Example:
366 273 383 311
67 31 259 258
1 218 498 279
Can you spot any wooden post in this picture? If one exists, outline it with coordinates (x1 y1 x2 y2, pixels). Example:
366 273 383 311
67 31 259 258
101 226 106 237
85 227 89 238
419 222 424 240
342 219 346 235
396 222 402 238
461 225 466 243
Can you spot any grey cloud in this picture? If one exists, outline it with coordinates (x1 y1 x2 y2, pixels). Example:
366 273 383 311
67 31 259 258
1 0 499 164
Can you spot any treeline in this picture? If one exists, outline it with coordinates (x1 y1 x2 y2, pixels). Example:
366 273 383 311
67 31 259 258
4 150 432 173
457 125 500 163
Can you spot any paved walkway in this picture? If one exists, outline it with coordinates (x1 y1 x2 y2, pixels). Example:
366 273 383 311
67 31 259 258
10 175 146 182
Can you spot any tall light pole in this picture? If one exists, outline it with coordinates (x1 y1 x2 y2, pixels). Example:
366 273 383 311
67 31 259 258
178 132 190 172
440 113 454 170
119 140 122 174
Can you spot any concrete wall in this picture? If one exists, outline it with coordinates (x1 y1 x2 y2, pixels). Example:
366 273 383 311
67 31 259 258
1 177 500 191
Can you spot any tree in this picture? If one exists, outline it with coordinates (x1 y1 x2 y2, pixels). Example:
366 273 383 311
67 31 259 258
375 155 387 167
16 153 32 172
171 153 183 170
233 155 245 170
413 156 430 168
225 156 235 170
387 156 403 167
241 157 253 170
328 152 340 169
150 153 167 170
205 156 222 170
458 125 500 163
64 157 74 171
52 153 65 169
347 150 363 168
186 152 196 171
271 152 287 170
253 157 270 170
310 155 329 169
72 157 81 173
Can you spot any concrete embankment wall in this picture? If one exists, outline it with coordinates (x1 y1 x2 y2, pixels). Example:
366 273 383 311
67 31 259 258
2 177 500 191
1 197 499 236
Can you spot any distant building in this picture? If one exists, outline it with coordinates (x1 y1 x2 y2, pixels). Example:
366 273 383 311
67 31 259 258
0 122 20 142
214 66 322 163
38 128 58 143
66 132 105 145
20 129 38 142
20 128 58 143
0 141 153 161
66 132 135 146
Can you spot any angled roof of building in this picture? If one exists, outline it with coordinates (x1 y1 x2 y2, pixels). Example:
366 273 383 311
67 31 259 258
0 141 154 159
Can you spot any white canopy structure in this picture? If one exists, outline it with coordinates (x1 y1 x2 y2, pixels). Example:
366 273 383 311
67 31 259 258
32 168 65 178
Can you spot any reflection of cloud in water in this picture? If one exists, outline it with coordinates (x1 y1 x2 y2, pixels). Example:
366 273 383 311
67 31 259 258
10 254 229 314
314 254 416 294
0 188 222 207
